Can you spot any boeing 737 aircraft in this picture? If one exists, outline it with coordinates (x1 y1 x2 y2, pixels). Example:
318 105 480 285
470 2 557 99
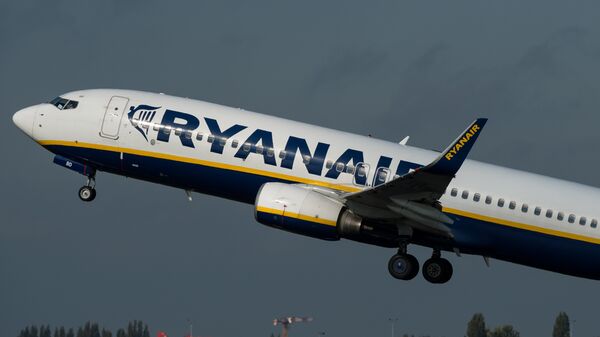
12 89 600 283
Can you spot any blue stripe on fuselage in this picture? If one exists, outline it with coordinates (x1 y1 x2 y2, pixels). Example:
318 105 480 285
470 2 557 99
44 144 600 280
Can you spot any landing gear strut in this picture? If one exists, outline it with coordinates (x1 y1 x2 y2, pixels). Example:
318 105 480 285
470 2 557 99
422 250 453 284
387 241 419 280
78 176 97 202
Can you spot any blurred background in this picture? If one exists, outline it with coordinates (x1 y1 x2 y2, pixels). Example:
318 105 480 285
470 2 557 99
2 1 600 336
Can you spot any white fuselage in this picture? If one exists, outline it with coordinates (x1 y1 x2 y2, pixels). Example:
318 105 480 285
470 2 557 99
13 89 600 279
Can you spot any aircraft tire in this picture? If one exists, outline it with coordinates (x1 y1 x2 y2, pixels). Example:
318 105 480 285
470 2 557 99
79 186 96 202
422 258 453 284
388 254 419 280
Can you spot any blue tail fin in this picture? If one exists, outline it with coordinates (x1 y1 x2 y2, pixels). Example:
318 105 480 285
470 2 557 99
424 118 487 176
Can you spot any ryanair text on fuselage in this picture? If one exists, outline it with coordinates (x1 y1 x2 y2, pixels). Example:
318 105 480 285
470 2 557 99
138 108 422 185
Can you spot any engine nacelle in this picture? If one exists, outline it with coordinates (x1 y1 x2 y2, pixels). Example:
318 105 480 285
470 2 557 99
255 183 401 247
255 183 344 240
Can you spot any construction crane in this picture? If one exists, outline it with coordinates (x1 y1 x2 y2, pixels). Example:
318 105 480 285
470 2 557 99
273 316 313 337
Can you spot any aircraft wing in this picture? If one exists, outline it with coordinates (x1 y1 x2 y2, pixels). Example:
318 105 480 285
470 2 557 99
343 118 487 236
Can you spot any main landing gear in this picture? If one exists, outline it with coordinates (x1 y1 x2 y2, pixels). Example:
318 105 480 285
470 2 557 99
422 250 453 284
78 176 97 202
387 245 453 284
388 243 419 280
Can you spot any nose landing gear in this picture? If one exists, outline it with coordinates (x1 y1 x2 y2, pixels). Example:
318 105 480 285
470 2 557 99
78 176 97 202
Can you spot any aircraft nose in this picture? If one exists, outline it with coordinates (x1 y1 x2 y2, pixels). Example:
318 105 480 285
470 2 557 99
13 106 36 137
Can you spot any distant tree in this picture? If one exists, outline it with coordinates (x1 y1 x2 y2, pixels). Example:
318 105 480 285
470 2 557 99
101 329 112 337
18 327 32 337
466 313 487 337
115 329 126 337
91 323 101 337
66 328 75 337
553 312 570 337
488 325 520 337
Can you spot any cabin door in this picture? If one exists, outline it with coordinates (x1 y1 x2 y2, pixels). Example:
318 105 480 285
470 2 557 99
100 96 129 139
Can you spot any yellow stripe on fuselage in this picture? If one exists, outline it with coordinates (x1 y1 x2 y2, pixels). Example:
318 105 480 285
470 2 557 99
38 140 361 193
256 206 338 227
443 207 600 245
40 140 600 245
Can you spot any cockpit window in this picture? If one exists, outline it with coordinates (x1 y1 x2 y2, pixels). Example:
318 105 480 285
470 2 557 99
64 100 78 109
49 96 79 110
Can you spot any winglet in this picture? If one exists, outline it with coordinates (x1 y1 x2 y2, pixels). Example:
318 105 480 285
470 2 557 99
424 118 487 176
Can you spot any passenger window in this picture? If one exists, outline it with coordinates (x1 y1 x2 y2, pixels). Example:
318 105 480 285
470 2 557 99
326 160 333 169
534 207 541 216
266 148 274 157
184 131 192 140
242 143 251 152
462 191 469 199
336 163 345 173
256 145 264 154
509 201 516 210
279 151 286 159
473 193 481 202
162 127 172 135
207 135 215 143
302 155 311 164
521 204 529 213
592 219 598 228
497 198 504 207
580 217 587 226
346 165 355 174
219 138 226 147
153 124 161 131
174 128 182 136
546 209 553 218
557 212 564 221
231 139 238 148
568 214 576 223
485 196 492 204
450 188 458 197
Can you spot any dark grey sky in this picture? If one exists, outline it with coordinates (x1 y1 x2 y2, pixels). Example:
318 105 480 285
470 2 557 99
2 1 600 336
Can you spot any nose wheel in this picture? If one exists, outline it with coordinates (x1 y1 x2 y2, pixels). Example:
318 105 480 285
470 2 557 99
78 177 97 202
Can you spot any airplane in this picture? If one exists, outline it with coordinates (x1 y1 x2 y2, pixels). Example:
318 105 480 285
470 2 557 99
12 89 600 283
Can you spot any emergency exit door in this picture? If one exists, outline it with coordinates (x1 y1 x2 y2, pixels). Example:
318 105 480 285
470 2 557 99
100 96 129 139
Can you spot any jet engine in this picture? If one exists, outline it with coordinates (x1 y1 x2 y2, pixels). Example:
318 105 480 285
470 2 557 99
254 182 400 246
